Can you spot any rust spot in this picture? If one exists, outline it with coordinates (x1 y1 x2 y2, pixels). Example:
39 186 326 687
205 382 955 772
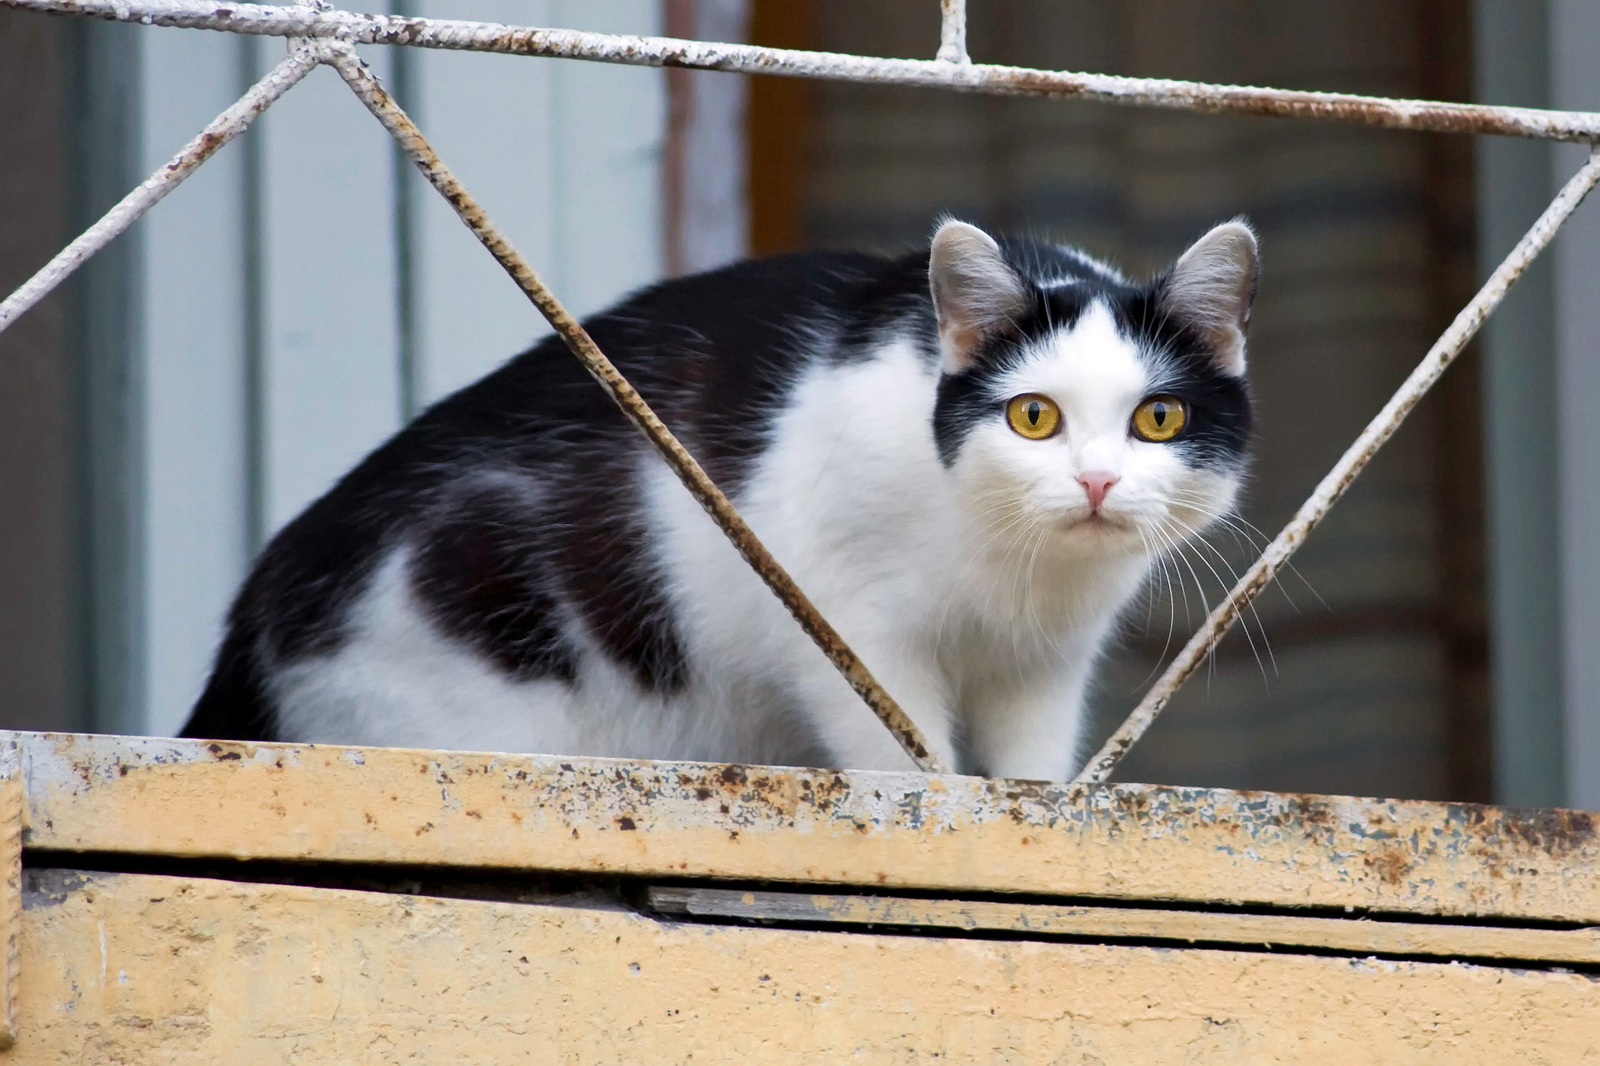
1364 847 1411 887
206 744 242 762
464 809 483 820
363 812 375 825
415 822 435 836
718 765 747 788
1496 807 1597 857
617 817 637 831
695 788 713 801
1286 793 1335 829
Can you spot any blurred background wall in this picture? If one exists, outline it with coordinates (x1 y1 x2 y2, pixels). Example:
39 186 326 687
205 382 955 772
0 0 1596 808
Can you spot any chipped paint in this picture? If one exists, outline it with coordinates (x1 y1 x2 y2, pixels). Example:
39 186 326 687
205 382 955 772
14 732 1600 923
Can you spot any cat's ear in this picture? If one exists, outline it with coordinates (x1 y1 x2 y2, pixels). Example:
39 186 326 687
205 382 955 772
929 219 1029 373
1161 219 1259 376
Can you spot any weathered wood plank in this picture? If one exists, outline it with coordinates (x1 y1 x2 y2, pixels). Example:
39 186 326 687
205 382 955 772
648 886 1600 964
10 869 1599 1064
16 731 1600 922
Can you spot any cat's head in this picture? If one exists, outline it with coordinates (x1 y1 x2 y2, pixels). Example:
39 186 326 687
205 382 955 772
929 219 1256 560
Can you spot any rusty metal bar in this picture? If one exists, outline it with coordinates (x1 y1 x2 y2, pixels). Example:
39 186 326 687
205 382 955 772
1074 148 1600 785
0 43 321 337
936 0 967 64
322 44 948 774
7 0 1600 143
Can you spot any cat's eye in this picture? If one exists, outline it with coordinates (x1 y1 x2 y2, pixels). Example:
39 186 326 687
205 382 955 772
1131 396 1187 442
1006 394 1062 440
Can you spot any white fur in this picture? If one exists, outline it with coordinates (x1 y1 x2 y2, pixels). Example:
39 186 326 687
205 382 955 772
275 295 1240 780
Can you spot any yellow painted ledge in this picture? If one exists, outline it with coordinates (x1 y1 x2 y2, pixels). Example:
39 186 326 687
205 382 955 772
8 869 1599 1064
16 732 1600 922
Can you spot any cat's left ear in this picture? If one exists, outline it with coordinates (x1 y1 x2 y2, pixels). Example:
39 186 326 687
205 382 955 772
929 219 1029 373
1160 219 1259 376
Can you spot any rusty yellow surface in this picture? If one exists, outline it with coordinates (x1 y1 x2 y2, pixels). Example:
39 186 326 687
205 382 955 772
650 886 1600 965
16 731 1600 922
8 869 1598 1064
0 750 18 1050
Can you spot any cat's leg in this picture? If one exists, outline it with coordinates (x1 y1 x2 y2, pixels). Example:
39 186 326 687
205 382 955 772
965 663 1092 781
790 639 958 774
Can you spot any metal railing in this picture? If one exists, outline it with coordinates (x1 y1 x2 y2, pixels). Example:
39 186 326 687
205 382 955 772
2 0 1597 784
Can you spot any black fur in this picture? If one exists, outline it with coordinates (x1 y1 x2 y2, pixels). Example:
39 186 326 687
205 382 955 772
183 239 1253 742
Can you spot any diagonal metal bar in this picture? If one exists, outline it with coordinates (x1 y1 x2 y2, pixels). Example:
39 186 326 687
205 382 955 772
322 44 949 775
6 0 1600 143
0 43 321 337
1074 148 1600 785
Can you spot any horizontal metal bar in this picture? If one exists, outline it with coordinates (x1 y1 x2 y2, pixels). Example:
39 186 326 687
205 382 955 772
8 0 1600 142
1075 147 1600 785
646 886 1600 965
0 42 321 337
324 45 949 774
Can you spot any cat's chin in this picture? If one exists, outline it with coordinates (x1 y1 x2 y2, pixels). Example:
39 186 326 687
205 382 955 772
1057 511 1141 543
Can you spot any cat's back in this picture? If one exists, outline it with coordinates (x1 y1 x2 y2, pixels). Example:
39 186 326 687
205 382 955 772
182 247 928 745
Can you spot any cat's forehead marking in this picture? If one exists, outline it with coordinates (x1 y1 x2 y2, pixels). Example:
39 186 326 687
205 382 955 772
1006 299 1148 407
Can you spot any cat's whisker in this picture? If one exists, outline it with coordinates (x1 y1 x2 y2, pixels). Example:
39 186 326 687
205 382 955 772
1158 515 1275 686
1127 526 1182 693
1157 508 1277 659
1158 515 1254 688
1137 524 1159 634
1147 520 1197 632
1163 491 1325 615
1158 497 1295 664
1147 518 1227 691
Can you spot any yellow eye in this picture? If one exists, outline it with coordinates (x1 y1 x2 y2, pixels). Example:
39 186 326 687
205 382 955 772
1132 396 1188 442
1006 394 1061 440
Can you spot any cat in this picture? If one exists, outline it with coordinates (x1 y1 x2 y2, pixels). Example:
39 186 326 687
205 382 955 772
181 218 1257 780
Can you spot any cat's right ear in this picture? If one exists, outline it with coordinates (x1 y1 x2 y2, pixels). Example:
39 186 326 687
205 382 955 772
929 220 1029 373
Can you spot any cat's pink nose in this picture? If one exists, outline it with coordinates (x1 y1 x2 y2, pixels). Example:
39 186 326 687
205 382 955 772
1077 471 1120 512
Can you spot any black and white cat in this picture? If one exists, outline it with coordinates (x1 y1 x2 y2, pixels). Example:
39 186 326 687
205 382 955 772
182 219 1257 780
